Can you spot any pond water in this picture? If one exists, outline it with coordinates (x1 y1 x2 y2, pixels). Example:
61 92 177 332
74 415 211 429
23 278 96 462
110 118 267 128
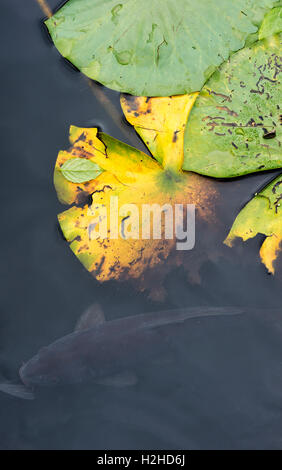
0 0 281 449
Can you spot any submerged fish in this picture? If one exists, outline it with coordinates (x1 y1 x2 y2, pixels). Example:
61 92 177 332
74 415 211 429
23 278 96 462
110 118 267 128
0 305 242 400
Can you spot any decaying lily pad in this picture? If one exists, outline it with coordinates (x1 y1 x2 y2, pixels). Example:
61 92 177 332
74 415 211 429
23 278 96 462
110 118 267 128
55 97 217 287
54 126 156 205
45 0 279 96
225 174 282 274
183 34 282 177
120 93 198 170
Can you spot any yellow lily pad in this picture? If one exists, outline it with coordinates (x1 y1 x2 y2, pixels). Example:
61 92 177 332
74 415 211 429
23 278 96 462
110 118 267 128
225 174 282 274
55 96 217 287
120 93 198 171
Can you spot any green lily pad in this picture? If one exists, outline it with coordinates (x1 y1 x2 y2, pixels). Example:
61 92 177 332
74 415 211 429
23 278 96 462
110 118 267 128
225 174 282 274
45 0 279 96
183 34 282 177
259 5 282 39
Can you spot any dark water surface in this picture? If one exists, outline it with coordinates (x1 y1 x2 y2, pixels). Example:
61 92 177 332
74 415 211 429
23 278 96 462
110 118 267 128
0 0 281 449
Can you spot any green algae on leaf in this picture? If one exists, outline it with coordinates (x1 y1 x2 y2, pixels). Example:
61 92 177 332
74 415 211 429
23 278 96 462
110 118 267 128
45 0 279 96
225 174 282 274
183 34 282 178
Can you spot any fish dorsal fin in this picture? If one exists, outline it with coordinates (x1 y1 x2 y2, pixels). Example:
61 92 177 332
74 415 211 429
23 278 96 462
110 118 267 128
75 302 105 332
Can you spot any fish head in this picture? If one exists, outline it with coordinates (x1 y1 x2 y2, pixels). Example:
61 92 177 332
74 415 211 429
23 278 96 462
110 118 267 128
19 347 63 387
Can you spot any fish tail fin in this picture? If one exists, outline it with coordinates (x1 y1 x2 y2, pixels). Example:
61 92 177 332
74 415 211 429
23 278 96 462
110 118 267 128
0 383 35 400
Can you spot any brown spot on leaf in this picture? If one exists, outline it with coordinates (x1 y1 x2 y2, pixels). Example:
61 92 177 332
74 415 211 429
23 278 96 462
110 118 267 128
263 129 276 139
216 106 238 117
209 90 231 102
173 130 180 143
